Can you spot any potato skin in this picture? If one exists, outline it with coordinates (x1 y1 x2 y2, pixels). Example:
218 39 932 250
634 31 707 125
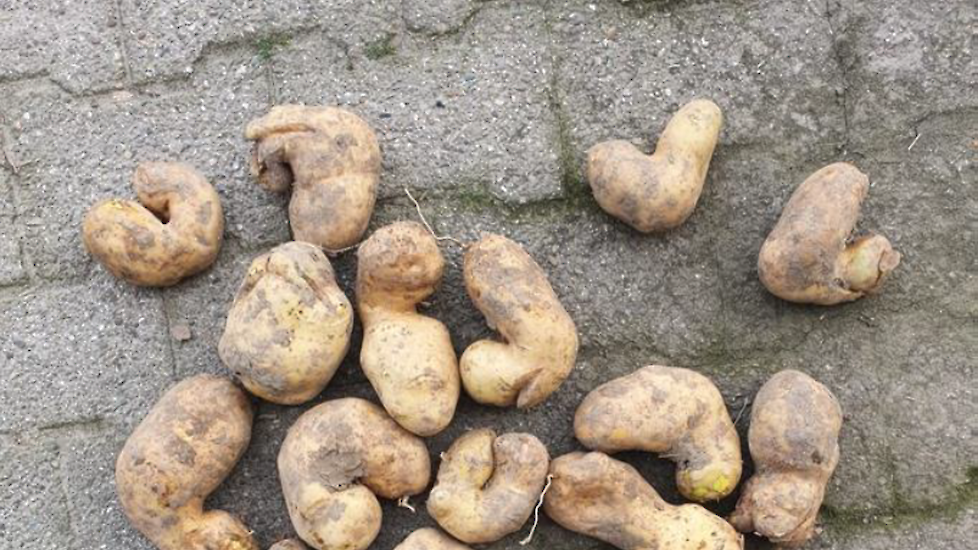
758 162 901 305
574 365 742 502
587 99 722 232
427 429 550 544
83 162 224 286
394 528 472 550
729 370 843 547
270 541 309 550
115 375 256 550
544 452 743 550
245 105 381 250
460 234 578 408
278 398 431 550
219 242 353 405
356 222 459 436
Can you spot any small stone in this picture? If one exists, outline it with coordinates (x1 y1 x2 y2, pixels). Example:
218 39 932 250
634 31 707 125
170 323 192 342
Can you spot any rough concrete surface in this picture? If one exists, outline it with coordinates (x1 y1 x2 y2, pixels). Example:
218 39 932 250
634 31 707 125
0 1 974 549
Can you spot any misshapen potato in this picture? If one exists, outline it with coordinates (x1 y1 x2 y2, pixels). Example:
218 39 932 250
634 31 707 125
729 370 843 547
219 242 353 405
115 375 256 550
427 429 550 544
83 162 223 286
758 163 901 305
278 398 430 550
394 528 472 550
357 222 459 436
575 365 742 502
544 452 743 550
587 99 722 232
246 105 381 250
460 234 578 408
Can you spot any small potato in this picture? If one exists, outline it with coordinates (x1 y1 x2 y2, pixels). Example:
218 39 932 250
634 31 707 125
246 105 381 250
575 365 742 502
394 528 472 550
115 375 256 550
460 234 578 408
219 242 353 405
758 162 901 305
83 162 223 286
729 370 843 547
587 99 723 232
544 452 743 550
357 221 459 436
278 398 430 550
427 429 550 544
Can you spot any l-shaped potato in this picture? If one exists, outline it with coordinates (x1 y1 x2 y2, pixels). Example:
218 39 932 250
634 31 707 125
460 234 578 408
587 99 723 232
758 162 900 305
246 105 381 250
83 162 223 286
575 365 742 501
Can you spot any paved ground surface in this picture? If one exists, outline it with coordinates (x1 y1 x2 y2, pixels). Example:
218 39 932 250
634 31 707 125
0 0 975 549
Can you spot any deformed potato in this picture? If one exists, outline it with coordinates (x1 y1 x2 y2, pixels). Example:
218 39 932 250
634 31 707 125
219 241 353 405
83 162 223 286
278 398 431 550
544 452 743 550
758 162 901 305
246 105 381 250
427 429 550 544
574 365 742 502
357 221 459 436
394 528 472 550
729 370 843 547
587 99 723 232
115 375 256 550
460 234 578 408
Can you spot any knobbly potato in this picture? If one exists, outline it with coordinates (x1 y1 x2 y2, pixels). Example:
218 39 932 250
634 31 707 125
758 162 901 305
395 528 472 550
357 222 459 436
427 429 550 544
219 242 353 405
246 105 381 250
574 365 742 502
83 162 223 286
729 370 843 547
587 99 723 232
544 452 743 550
278 398 431 550
115 375 256 550
460 234 578 408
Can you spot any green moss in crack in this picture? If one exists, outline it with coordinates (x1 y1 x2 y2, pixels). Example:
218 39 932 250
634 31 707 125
256 34 292 62
365 34 397 60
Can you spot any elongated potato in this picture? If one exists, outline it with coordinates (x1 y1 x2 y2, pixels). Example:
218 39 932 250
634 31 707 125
427 429 550 544
587 99 723 232
246 105 381 250
357 222 459 435
83 162 223 286
460 234 578 408
544 452 743 550
758 162 900 305
730 370 843 546
278 398 430 550
115 375 256 550
219 242 353 405
395 528 472 550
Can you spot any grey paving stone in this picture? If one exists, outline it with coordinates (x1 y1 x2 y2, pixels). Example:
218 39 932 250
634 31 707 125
813 509 976 550
0 437 74 550
0 0 126 93
401 0 480 35
264 0 402 51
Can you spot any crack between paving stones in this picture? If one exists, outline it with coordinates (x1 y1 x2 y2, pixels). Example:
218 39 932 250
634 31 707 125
0 109 41 284
112 0 136 88
824 0 852 155
53 442 82 549
158 295 179 380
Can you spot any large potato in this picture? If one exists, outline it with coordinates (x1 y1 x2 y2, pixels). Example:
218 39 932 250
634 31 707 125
246 105 381 250
729 370 843 547
587 99 722 232
83 162 223 286
357 222 459 436
460 234 578 408
758 162 901 305
574 365 742 502
278 398 430 550
544 452 743 550
427 429 550 544
115 375 256 550
394 528 472 550
219 241 353 405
